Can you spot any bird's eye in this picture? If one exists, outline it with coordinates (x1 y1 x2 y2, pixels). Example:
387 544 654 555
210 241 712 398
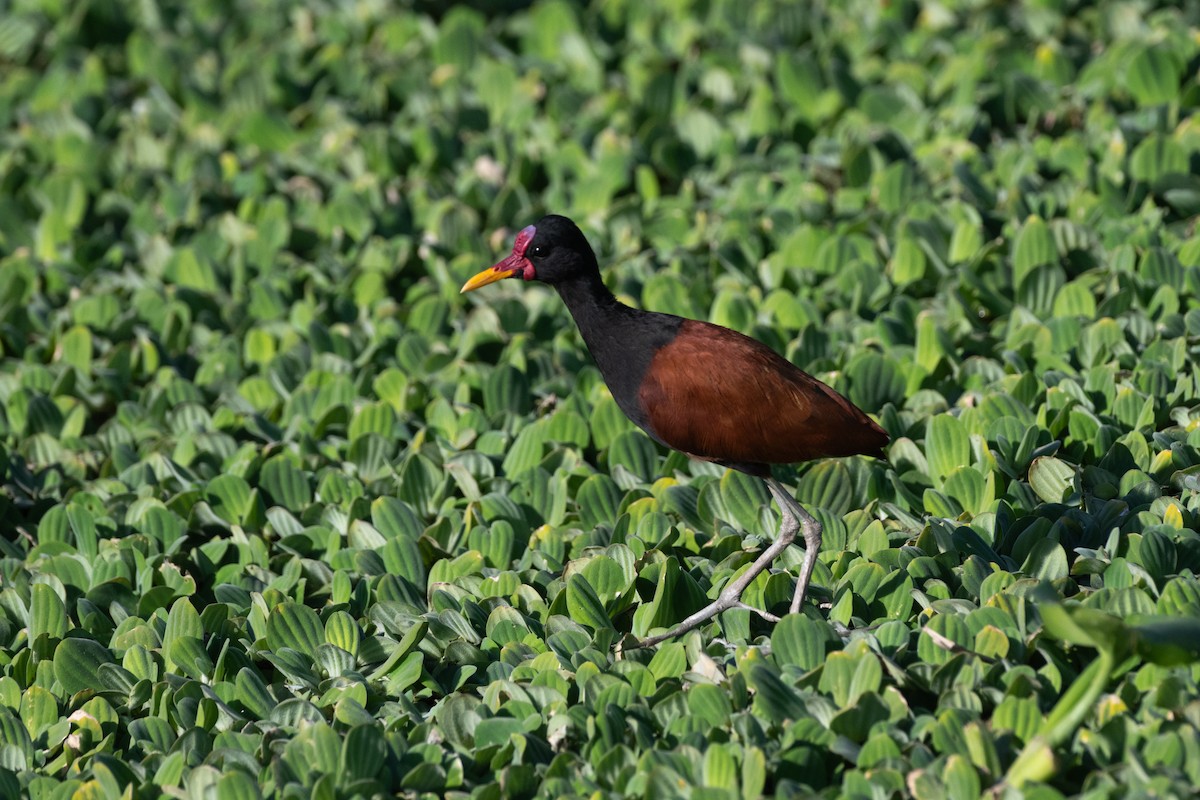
529 243 547 258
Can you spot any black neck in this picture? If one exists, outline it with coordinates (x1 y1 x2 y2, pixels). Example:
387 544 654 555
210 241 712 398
553 272 632 345
551 271 681 440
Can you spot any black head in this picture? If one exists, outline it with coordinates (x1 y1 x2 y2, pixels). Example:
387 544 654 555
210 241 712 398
461 214 599 293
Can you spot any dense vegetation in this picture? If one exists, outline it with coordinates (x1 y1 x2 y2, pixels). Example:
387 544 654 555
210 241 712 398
2 0 1200 797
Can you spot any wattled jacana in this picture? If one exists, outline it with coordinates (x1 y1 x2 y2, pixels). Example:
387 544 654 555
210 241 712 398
462 215 888 647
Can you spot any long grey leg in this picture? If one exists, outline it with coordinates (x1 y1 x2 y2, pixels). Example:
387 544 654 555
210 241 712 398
766 478 823 613
622 477 805 651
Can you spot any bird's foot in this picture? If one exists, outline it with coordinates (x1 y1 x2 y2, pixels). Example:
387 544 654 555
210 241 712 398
620 583 776 650
735 602 781 623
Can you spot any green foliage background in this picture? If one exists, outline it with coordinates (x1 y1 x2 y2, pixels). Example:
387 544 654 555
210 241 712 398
2 0 1200 797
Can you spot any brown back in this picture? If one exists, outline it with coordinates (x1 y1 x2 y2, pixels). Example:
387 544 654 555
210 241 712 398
638 320 888 467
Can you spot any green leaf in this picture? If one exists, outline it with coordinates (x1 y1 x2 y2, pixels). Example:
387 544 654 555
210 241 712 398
54 638 116 697
483 365 530 416
607 430 659 484
687 683 732 727
747 663 806 723
1131 134 1188 183
372 497 423 540
28 583 67 644
646 642 686 680
59 325 93 372
576 474 622 530
771 614 831 670
1137 527 1176 588
796 461 853 516
720 469 769 531
260 456 312 509
340 724 386 780
845 352 906 411
216 770 263 800
163 597 204 671
577 555 631 608
1012 216 1056 287
565 574 614 632
206 474 253 525
1131 617 1200 665
324 611 360 657
1126 43 1183 106
473 717 525 748
703 743 738 792
926 415 971 489
1028 457 1076 504
19 686 58 738
168 636 214 680
267 602 325 660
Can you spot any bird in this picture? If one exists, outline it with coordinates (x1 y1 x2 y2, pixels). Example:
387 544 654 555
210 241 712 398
461 215 888 647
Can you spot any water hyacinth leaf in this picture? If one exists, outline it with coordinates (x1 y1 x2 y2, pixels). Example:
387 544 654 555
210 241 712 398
1130 617 1200 665
565 574 614 632
576 474 622 530
483 365 530 416
771 613 833 670
1126 43 1183 106
1053 282 1096 319
632 558 704 637
942 466 991 516
398 453 442 515
890 236 926 285
607 430 659 484
468 519 515 568
339 723 386 781
37 504 70 546
260 456 312 509
266 602 324 660
917 614 971 665
1136 527 1175 588
647 641 686 680
349 401 398 440
589 395 631 450
382 650 424 695
371 497 423 541
747 663 807 724
66 505 98 557
502 422 547 476
720 468 770 531
54 638 116 696
545 409 590 447
796 461 853 516
1021 539 1068 581
162 597 203 670
845 352 906 411
215 771 262 800
0 708 32 770
324 611 360 657
1130 135 1188 183
316 643 356 677
926 415 970 489
944 754 981 800
819 649 882 707
206 474 253 525
168 636 214 680
577 555 629 608
20 685 58 739
1028 457 1076 504
140 507 185 550
1012 216 1056 287
28 583 67 644
687 683 732 727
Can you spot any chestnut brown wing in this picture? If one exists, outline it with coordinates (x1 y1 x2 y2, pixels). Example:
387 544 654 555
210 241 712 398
637 320 887 468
